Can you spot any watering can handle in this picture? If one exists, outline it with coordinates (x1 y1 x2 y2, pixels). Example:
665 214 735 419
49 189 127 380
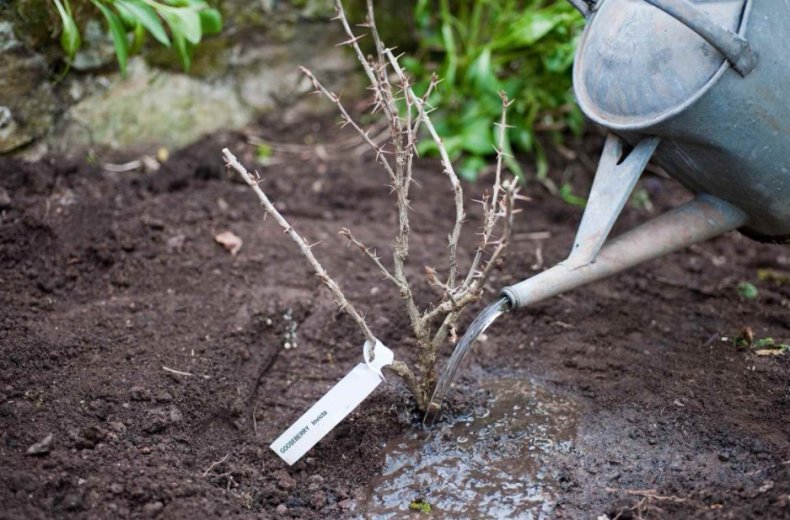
565 134 659 269
567 0 756 76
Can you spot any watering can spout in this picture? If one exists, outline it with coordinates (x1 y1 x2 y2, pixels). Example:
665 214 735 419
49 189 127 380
502 194 747 309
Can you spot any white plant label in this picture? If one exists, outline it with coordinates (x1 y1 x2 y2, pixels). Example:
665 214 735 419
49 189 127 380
269 339 394 465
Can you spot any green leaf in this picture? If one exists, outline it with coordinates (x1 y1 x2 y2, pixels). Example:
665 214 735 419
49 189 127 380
494 10 558 48
116 0 171 46
559 183 586 207
459 155 486 181
130 22 145 54
464 48 500 94
460 116 495 155
409 500 432 514
92 0 129 75
158 5 203 45
198 7 222 35
754 337 775 348
171 29 192 71
53 0 81 59
736 281 759 300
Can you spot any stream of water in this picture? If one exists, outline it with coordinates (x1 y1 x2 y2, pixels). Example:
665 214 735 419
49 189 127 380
358 378 578 518
424 297 511 426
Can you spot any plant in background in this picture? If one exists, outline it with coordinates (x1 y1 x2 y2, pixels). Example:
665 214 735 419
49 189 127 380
406 0 585 185
52 0 222 74
223 0 522 410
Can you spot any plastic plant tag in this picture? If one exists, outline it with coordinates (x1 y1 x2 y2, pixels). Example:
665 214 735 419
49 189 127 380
269 339 394 465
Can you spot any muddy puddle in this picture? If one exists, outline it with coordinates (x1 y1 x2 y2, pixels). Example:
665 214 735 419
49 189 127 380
357 378 578 518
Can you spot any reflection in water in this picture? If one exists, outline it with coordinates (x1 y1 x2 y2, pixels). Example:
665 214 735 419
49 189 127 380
360 379 577 519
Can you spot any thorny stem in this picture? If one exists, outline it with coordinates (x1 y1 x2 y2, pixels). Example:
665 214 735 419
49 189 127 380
300 67 397 186
229 1 520 411
384 49 466 291
222 148 376 346
339 227 402 289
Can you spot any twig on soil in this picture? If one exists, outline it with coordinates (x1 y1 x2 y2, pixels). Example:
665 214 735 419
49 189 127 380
202 453 230 477
162 366 194 377
607 487 722 519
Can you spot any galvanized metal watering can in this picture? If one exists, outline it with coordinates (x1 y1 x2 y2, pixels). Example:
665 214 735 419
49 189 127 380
501 0 790 310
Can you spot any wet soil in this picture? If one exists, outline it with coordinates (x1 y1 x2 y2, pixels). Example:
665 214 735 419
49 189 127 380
0 118 788 519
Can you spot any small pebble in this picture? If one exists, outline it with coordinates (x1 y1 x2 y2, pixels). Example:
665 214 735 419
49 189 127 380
0 187 11 209
143 501 164 516
130 386 152 402
26 433 53 456
275 470 296 491
307 474 324 491
275 504 288 515
309 490 327 510
144 409 169 434
169 406 183 423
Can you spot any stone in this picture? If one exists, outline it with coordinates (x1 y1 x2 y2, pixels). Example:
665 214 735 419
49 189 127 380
144 408 169 434
142 501 164 516
306 474 324 491
0 21 56 153
0 187 11 210
275 470 296 491
63 492 83 511
26 433 53 455
155 391 173 404
130 386 152 402
309 490 327 510
275 504 288 515
108 421 126 434
169 406 183 423
75 425 107 449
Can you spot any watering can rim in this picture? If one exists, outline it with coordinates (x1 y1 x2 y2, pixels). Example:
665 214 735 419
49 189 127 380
573 0 754 131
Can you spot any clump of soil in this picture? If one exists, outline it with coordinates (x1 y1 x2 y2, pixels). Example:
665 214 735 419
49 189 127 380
0 118 788 519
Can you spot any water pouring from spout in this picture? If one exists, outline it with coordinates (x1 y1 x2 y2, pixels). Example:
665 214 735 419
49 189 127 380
423 297 511 426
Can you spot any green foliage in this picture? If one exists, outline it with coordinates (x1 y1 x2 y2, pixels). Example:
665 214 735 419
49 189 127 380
736 281 759 300
407 0 585 182
558 182 585 207
51 0 222 74
53 0 82 61
409 500 433 514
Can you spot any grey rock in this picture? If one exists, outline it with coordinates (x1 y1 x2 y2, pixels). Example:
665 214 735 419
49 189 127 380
130 386 152 402
309 490 327 510
26 433 53 455
275 470 296 491
144 408 169 434
142 501 164 516
169 406 183 423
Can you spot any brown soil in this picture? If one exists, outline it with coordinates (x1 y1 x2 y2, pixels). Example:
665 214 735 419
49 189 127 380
1 118 788 519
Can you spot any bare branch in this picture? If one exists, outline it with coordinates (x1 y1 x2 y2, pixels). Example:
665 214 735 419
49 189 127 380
334 0 397 123
463 92 515 290
385 49 466 290
299 67 397 185
339 228 402 289
223 148 376 345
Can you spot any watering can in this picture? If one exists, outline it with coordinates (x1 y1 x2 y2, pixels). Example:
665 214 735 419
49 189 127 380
501 0 790 310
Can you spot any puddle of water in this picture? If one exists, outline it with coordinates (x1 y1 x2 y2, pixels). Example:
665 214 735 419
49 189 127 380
358 378 577 519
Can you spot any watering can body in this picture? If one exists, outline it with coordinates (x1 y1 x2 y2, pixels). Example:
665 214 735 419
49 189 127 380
574 0 790 242
502 0 789 309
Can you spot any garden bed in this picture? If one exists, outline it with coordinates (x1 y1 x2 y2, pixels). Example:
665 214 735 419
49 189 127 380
1 118 788 518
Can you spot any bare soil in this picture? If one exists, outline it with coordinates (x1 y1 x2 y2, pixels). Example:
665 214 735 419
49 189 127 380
1 118 788 519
